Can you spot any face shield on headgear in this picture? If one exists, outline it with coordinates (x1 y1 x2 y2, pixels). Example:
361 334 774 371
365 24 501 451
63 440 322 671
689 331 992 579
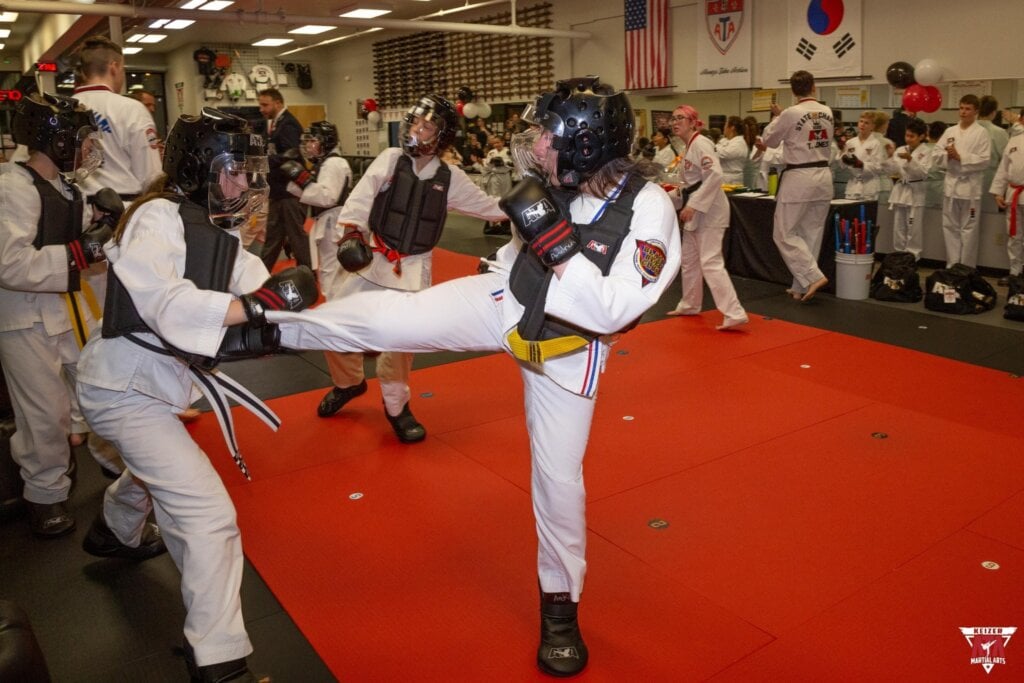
12 92 102 181
400 95 458 157
163 107 269 230
518 76 635 188
301 120 338 163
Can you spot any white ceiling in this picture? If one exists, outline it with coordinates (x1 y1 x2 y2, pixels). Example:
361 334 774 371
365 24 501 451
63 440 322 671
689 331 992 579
1 1 526 67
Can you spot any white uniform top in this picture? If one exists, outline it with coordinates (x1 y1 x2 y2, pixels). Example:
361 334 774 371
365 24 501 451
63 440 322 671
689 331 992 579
933 121 991 199
750 144 783 192
653 143 677 170
715 135 749 185
834 133 890 199
0 164 94 334
288 149 352 244
990 137 1024 200
978 120 1009 170
77 199 268 408
761 97 834 203
334 147 506 291
677 132 730 230
72 85 163 196
885 143 934 208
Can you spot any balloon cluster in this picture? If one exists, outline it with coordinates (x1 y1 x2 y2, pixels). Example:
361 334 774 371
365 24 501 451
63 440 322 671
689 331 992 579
454 86 492 120
362 98 381 127
886 59 943 114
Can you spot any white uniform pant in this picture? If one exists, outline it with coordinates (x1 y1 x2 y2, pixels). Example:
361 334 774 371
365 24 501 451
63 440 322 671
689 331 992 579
1005 204 1024 276
324 270 419 415
891 204 926 260
77 384 251 667
772 200 830 292
0 323 77 503
276 272 594 600
678 224 746 322
942 196 981 268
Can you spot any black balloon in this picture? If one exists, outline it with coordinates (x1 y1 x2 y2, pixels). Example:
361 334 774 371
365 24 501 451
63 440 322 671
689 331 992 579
886 61 916 89
456 86 474 103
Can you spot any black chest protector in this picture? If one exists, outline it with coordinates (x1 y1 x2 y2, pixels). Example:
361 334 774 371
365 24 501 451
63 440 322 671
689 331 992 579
19 162 84 292
102 199 240 368
310 153 352 218
368 153 451 255
509 174 647 342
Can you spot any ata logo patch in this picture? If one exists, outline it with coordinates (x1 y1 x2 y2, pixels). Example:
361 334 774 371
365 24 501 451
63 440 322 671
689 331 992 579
634 238 667 287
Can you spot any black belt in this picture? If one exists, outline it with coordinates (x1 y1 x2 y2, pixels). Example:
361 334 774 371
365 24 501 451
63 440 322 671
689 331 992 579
778 160 829 191
681 181 702 207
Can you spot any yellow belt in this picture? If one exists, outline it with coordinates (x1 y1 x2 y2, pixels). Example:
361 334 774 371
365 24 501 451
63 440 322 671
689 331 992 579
61 279 102 349
506 328 590 364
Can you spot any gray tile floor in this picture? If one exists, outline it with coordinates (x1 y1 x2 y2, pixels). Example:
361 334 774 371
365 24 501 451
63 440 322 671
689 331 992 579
1 213 1021 682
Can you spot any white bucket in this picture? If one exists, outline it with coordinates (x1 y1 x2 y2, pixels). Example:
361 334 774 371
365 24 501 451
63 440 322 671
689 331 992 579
834 252 874 300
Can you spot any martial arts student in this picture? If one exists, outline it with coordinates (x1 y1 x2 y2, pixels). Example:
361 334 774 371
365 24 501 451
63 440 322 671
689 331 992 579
760 70 835 302
834 111 892 200
990 133 1024 283
886 118 933 260
0 93 108 536
318 94 507 442
665 105 748 329
76 109 318 683
267 76 682 677
715 116 750 185
934 94 992 268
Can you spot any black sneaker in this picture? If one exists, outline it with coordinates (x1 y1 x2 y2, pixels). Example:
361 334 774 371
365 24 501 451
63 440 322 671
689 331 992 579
182 639 259 683
28 501 75 538
316 380 368 417
384 402 426 443
82 515 167 561
537 592 588 677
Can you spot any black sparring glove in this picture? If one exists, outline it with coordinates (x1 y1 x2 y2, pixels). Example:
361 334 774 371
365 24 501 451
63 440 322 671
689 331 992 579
66 221 112 271
336 229 373 272
499 176 580 267
280 160 313 189
217 322 282 361
88 187 125 229
280 147 302 162
239 265 319 327
841 152 864 169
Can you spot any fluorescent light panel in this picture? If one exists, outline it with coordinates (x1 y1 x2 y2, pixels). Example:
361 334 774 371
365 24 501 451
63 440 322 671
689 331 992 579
200 1 234 10
289 25 335 35
122 47 143 54
179 0 206 8
0 43 5 50
166 19 195 29
138 34 167 43
149 19 169 28
0 12 19 22
0 29 9 38
252 38 293 46
339 9 391 19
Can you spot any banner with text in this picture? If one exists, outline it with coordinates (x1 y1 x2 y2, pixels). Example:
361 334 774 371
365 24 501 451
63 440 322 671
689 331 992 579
787 0 862 78
697 0 752 90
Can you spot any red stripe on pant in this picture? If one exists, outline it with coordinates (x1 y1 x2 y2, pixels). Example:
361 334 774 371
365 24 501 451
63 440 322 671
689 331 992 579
1010 184 1024 237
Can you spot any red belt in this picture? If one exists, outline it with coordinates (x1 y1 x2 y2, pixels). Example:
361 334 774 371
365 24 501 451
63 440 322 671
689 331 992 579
372 243 405 276
1010 184 1024 237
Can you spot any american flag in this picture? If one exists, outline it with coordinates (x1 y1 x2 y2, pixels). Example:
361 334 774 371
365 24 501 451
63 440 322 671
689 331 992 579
625 0 669 90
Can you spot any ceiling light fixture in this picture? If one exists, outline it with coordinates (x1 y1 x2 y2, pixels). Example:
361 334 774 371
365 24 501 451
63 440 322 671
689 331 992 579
166 19 195 29
123 47 143 54
289 25 336 35
337 3 393 19
148 19 168 28
0 12 19 22
199 1 235 10
137 34 167 43
252 37 293 47
0 29 9 39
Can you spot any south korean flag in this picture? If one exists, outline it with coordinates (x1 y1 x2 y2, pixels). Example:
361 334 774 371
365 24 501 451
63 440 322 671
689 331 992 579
787 0 862 78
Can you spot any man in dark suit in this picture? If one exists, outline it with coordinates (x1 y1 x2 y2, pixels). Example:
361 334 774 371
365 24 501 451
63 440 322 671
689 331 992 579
257 87 309 270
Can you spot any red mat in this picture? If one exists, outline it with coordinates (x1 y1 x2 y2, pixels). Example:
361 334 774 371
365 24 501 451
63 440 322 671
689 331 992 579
188 313 1024 680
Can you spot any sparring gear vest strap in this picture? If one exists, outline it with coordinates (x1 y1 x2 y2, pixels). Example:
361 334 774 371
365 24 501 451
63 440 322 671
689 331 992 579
508 174 647 349
102 198 240 370
368 154 451 256
19 162 84 292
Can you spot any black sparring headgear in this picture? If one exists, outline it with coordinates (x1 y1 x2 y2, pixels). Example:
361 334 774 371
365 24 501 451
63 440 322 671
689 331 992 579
302 120 338 161
12 92 97 173
528 76 634 188
401 94 458 157
162 107 264 204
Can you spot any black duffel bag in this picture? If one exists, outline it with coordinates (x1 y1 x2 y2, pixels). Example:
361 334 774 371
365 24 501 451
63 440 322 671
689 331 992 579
1004 274 1024 321
924 263 997 314
870 251 922 302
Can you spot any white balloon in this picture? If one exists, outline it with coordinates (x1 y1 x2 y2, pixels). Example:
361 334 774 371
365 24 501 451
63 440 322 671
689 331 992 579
476 102 492 119
915 59 943 86
462 102 479 119
366 111 381 126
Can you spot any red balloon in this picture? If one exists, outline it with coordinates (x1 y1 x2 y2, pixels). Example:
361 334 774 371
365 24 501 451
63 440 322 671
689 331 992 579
902 84 928 113
456 101 464 117
921 85 942 113
363 98 378 113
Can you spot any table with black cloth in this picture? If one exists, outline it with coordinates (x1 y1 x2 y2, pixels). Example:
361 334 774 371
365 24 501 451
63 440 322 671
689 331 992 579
723 195 878 294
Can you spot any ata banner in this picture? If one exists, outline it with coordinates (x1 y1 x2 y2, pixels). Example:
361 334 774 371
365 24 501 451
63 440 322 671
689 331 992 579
697 0 752 90
787 0 862 78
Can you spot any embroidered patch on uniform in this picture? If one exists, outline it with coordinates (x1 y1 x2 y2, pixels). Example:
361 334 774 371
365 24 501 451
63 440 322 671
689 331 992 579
145 127 160 149
432 183 444 191
684 159 694 171
586 239 609 255
634 239 667 287
701 156 714 170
